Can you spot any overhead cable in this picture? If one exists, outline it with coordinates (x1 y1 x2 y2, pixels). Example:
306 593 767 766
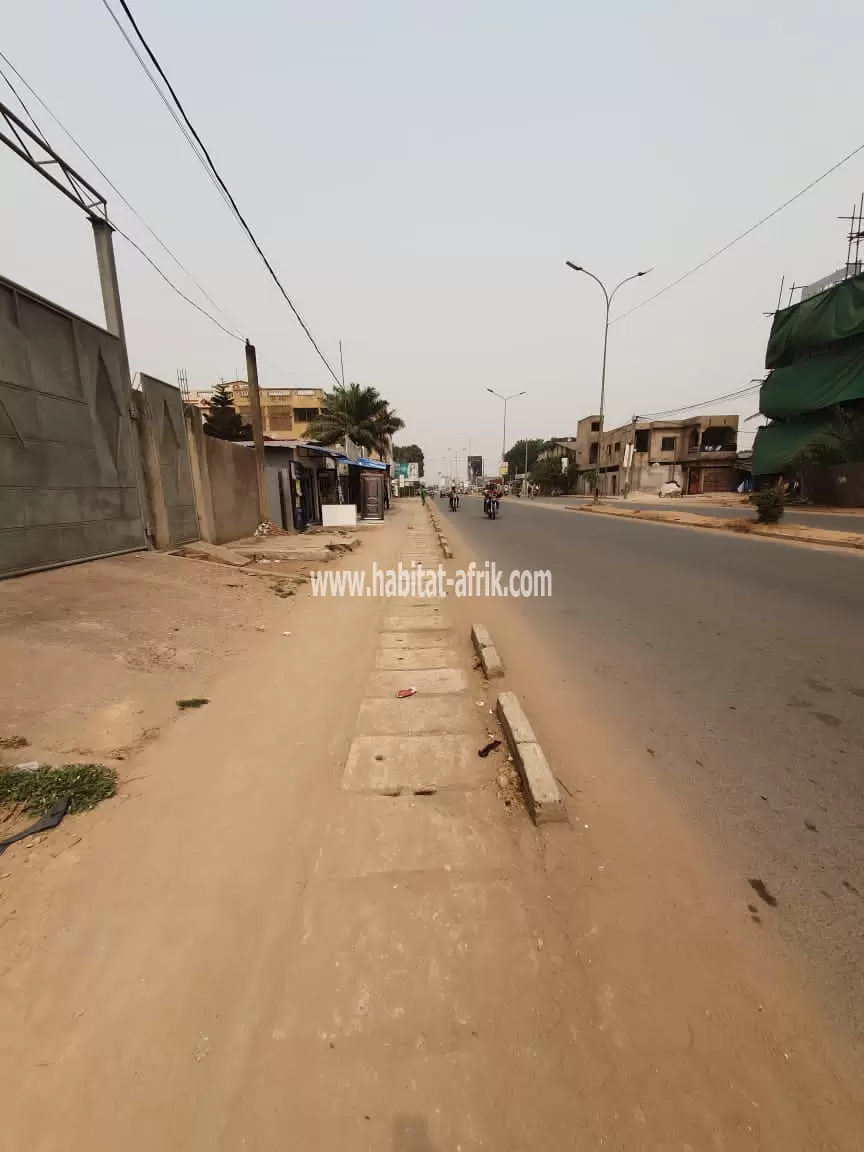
103 0 341 384
636 382 762 421
612 139 864 325
0 48 243 338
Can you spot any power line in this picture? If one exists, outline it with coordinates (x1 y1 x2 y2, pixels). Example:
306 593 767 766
0 60 43 137
0 62 240 344
612 138 864 325
96 0 238 221
0 48 242 337
103 0 341 385
111 224 242 340
636 382 762 421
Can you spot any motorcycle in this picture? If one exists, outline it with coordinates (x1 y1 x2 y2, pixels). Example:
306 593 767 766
484 495 499 520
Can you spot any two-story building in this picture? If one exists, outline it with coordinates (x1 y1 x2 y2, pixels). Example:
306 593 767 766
573 413 739 496
187 384 325 440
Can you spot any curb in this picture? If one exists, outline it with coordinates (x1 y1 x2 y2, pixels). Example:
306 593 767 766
471 623 504 679
426 505 454 559
496 692 566 825
569 504 864 554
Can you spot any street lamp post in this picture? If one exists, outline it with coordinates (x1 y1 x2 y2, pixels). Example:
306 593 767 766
486 388 527 478
565 262 651 502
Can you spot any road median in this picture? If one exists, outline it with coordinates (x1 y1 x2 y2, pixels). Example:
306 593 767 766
568 503 864 553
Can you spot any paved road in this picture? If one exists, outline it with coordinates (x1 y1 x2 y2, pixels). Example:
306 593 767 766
443 496 864 1039
522 495 864 534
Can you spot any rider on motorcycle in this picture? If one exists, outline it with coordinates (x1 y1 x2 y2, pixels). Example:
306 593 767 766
483 480 502 517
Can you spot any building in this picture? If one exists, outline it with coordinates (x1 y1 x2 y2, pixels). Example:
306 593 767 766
187 383 325 440
573 414 739 496
754 270 864 491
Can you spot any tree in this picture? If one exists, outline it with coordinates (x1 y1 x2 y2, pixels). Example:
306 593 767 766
801 407 864 465
503 438 546 480
203 381 253 441
530 455 572 494
393 444 425 477
306 383 405 456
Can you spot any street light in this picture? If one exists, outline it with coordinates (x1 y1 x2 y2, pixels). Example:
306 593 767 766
486 388 527 469
565 261 651 502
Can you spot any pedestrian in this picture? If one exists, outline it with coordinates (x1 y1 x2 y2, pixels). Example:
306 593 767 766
420 484 427 506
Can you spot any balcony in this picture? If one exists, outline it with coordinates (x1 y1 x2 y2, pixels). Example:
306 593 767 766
686 442 737 457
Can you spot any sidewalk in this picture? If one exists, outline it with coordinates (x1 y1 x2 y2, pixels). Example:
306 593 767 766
0 502 582 1150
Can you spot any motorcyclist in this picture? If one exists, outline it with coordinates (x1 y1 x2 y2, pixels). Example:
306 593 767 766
483 481 501 517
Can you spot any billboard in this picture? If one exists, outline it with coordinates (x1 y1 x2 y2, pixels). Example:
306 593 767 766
468 455 483 479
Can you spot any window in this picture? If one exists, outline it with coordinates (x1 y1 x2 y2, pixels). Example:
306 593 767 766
294 408 320 422
606 445 612 457
661 436 677 452
588 444 598 464
613 441 621 453
591 421 600 432
634 430 649 452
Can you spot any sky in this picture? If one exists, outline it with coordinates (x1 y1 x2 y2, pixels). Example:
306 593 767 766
2 0 863 482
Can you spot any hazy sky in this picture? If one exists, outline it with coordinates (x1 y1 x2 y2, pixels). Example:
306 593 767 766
2 0 863 479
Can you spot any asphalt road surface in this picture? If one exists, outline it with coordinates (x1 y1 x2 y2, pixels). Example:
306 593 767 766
443 495 864 1040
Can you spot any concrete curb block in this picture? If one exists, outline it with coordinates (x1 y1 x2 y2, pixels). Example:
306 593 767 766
471 623 504 679
426 506 453 559
496 692 566 825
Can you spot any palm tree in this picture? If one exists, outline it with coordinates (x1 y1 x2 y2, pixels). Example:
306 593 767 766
307 383 404 456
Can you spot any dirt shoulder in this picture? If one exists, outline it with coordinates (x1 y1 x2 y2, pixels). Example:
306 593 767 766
568 502 864 553
0 550 305 772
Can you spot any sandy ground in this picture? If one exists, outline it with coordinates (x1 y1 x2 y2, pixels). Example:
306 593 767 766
0 550 311 771
1 503 863 1149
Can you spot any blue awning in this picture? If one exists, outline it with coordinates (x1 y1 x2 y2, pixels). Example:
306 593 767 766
354 457 387 470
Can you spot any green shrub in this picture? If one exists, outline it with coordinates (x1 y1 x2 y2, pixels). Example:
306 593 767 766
751 488 785 524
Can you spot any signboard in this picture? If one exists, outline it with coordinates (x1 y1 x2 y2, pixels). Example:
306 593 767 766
406 462 419 480
498 463 508 477
396 462 409 478
468 455 483 479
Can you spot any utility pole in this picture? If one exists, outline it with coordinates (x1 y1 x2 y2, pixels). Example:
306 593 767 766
245 340 269 525
565 262 652 502
626 416 638 498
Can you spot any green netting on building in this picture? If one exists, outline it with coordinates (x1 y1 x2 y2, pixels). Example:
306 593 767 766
752 417 834 476
766 273 864 369
760 344 864 419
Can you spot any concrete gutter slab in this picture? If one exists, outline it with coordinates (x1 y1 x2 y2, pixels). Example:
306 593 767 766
377 632 456 650
342 734 487 792
375 648 460 671
366 669 469 697
357 695 482 736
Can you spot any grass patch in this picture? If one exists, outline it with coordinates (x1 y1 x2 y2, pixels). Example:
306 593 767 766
176 697 210 710
0 762 117 816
